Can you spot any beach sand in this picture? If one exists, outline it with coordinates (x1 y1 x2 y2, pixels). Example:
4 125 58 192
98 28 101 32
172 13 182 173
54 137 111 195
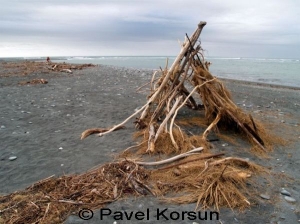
0 61 299 223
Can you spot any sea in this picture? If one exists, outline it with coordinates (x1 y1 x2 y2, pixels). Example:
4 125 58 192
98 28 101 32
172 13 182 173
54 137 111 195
1 56 299 88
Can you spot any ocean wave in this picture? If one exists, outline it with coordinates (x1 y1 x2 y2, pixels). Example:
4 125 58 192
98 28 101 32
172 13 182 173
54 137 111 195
208 57 241 60
67 56 94 60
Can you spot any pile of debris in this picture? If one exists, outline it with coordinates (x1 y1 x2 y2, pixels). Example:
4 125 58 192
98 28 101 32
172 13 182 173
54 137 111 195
0 22 277 223
0 60 94 77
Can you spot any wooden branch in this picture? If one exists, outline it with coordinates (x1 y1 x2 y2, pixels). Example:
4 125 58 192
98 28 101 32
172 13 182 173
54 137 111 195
225 110 266 151
147 124 156 153
154 96 182 142
169 78 217 145
249 114 257 132
136 147 203 166
158 153 225 170
81 126 125 140
202 112 221 140
98 103 149 137
136 72 160 93
169 116 179 150
124 140 147 152
150 70 159 92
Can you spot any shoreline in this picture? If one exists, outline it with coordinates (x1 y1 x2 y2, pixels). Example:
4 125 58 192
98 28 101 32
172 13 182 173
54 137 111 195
1 59 299 89
0 61 299 223
220 77 300 91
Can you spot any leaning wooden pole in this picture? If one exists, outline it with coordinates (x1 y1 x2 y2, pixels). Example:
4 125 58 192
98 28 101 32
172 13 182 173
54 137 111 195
139 21 207 121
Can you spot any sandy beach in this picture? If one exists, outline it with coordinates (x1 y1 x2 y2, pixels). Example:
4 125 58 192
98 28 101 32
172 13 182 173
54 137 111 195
0 61 299 223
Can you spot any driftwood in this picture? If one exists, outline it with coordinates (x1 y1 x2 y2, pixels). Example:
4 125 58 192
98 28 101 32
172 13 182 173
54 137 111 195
0 60 95 78
83 21 268 154
135 147 203 166
0 22 276 224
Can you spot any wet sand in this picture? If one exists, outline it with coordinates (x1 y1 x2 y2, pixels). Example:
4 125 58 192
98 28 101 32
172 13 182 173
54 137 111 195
0 62 299 223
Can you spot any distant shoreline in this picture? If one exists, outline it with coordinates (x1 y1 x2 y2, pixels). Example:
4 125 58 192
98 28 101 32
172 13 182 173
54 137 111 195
1 58 299 89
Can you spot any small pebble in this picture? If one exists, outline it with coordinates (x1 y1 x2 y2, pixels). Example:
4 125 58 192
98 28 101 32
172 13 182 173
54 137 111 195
9 156 17 161
59 147 63 150
222 143 229 147
28 122 32 124
260 194 270 200
281 189 291 196
279 215 285 220
284 196 296 203
61 164 64 166
1 125 5 129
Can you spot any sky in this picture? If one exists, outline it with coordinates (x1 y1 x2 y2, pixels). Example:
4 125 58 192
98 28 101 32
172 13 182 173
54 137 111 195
0 0 299 58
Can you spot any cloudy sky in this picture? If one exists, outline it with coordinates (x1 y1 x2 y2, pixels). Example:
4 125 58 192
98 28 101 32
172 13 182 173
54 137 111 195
1 0 299 58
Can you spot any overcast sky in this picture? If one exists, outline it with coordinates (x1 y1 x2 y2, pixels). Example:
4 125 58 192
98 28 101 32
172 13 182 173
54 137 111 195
1 0 299 58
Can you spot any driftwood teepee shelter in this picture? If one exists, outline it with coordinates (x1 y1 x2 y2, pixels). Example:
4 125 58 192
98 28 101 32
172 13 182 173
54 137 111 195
82 21 268 153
